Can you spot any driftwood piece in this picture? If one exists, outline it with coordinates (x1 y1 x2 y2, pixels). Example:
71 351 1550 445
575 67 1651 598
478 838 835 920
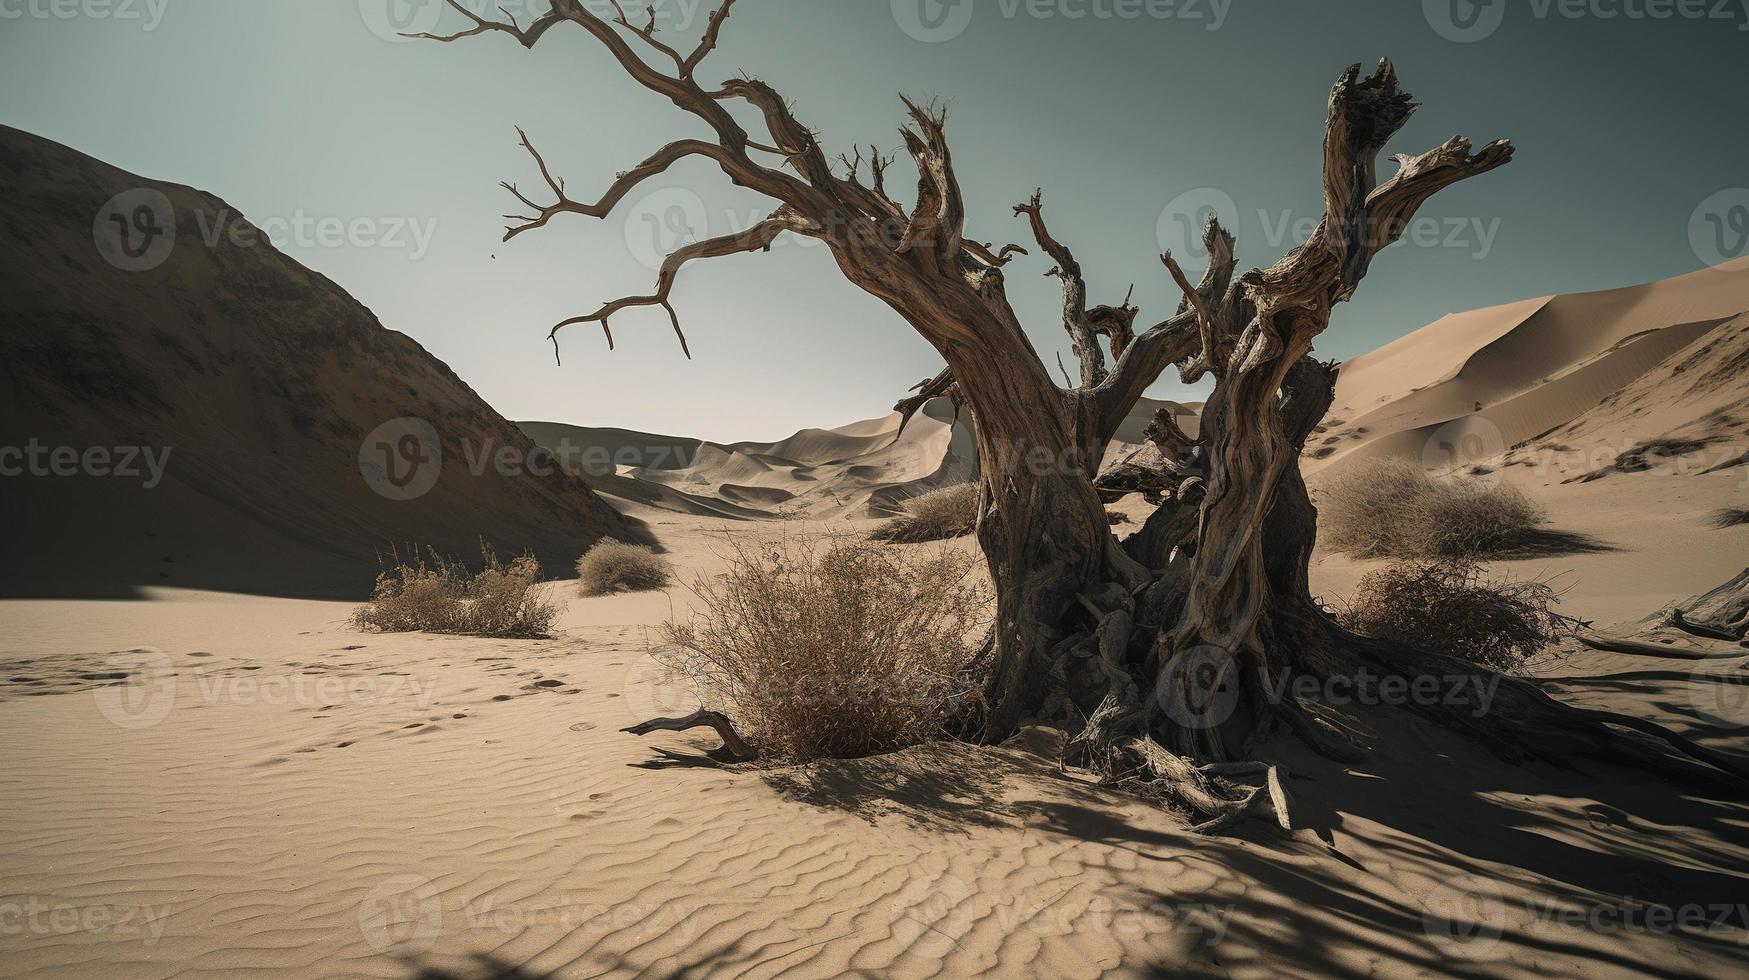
622 709 758 761
1671 568 1749 642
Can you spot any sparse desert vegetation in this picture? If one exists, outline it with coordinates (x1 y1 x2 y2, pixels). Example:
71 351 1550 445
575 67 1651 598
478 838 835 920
658 538 990 761
1710 506 1749 528
351 545 558 638
576 539 672 596
869 482 979 544
1319 457 1549 559
1337 558 1582 672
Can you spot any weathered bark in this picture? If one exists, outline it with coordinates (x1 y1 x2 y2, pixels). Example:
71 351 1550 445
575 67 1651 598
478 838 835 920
424 5 1749 825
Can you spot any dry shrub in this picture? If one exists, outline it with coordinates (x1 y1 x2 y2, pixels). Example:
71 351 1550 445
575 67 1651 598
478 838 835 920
352 545 557 638
1337 559 1580 672
871 482 979 544
1320 457 1547 559
1710 507 1749 528
577 539 672 596
658 537 991 761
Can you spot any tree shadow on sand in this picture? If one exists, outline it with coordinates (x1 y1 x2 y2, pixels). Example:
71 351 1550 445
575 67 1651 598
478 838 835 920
1026 703 1749 978
758 739 1026 832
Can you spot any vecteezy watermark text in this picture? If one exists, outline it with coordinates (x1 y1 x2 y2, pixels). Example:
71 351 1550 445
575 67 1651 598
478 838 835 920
0 0 169 30
893 0 1233 43
1424 0 1749 43
0 897 172 944
359 0 712 42
0 440 171 489
192 209 437 261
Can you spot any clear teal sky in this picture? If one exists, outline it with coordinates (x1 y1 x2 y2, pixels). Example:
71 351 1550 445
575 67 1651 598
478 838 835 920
4 1 1745 441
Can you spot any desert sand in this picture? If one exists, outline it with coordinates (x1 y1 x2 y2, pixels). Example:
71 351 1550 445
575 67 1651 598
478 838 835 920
4 495 1748 978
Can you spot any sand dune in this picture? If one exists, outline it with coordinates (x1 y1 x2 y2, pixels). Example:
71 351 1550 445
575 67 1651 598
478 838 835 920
524 397 978 519
524 396 1199 520
1311 259 1749 475
0 127 643 599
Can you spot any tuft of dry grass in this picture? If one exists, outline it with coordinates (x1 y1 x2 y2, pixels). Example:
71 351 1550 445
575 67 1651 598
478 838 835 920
1319 457 1548 559
1337 559 1581 673
658 537 991 761
871 483 979 544
577 540 672 596
1709 507 1749 528
352 544 557 638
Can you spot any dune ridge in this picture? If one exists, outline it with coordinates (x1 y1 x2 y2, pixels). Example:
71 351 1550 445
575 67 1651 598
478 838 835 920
0 126 644 599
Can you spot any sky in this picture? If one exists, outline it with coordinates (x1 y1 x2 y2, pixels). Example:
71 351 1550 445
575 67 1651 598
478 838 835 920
4 0 1747 441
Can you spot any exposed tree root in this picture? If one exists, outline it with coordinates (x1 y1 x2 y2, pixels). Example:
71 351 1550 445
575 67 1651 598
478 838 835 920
1578 631 1733 660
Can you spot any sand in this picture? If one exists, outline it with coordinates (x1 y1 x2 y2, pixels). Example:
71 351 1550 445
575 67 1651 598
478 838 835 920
4 498 1749 978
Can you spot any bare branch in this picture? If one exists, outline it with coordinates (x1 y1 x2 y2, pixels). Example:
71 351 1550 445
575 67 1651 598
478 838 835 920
1015 189 1102 385
893 366 959 438
895 97 966 272
622 707 757 760
499 131 738 240
404 0 567 44
1163 250 1221 383
1249 59 1513 325
1095 213 1236 436
547 210 815 363
682 0 739 77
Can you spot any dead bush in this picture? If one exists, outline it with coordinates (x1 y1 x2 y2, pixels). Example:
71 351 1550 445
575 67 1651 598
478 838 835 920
577 540 672 596
1337 559 1581 672
1320 457 1548 559
871 482 979 544
658 537 991 761
1709 507 1749 528
352 545 557 638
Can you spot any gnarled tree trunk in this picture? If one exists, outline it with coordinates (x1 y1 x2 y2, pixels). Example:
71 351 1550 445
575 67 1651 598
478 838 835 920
423 0 1749 826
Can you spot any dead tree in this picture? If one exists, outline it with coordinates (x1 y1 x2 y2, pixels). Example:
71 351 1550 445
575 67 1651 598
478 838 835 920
422 0 1749 823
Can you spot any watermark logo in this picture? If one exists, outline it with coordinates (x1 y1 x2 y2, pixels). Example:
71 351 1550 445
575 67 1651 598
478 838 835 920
358 874 443 956
1156 644 1242 730
622 653 697 725
1158 188 1502 262
94 189 176 272
1156 187 1237 273
360 417 443 501
1424 0 1506 42
623 187 709 272
888 872 977 958
892 0 976 42
1421 873 1508 957
1689 188 1749 270
359 0 443 42
1422 416 1507 484
91 647 177 730
1688 664 1749 728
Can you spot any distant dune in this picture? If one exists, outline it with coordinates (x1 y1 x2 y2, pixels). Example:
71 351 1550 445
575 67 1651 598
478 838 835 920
0 126 645 598
1310 259 1749 475
523 397 1198 519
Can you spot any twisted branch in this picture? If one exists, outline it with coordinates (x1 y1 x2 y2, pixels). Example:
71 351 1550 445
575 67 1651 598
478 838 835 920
546 210 815 362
